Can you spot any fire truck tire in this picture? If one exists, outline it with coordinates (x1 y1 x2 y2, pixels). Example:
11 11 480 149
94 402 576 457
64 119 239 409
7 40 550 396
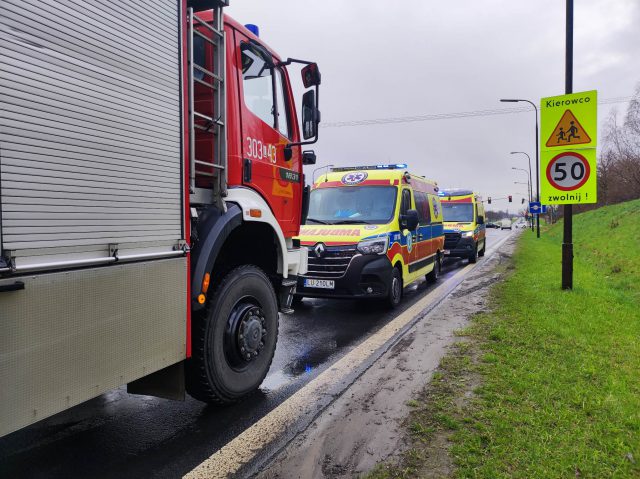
186 265 278 404
426 253 441 284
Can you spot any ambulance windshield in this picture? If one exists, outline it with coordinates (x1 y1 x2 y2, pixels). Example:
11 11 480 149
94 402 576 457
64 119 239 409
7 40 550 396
307 186 397 225
442 203 474 222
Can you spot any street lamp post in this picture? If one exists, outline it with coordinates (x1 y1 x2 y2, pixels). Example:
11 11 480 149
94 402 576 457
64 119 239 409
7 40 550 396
512 168 532 202
512 167 534 231
510 152 533 200
501 99 540 238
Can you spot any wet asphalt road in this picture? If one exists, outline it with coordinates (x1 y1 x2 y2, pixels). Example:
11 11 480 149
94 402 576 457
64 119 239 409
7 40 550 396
0 229 512 479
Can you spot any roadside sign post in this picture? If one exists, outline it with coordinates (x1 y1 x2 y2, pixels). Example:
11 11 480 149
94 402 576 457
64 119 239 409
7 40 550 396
564 0 574 290
529 201 542 214
540 0 597 289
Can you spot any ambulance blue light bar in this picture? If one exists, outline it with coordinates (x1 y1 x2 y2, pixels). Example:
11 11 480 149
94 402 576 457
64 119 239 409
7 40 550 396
331 163 408 172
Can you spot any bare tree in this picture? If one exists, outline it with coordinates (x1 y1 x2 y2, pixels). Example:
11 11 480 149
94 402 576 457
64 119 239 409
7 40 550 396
596 84 640 206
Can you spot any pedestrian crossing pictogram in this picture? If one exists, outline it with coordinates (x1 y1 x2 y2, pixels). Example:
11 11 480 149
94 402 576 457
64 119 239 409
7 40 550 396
545 109 591 147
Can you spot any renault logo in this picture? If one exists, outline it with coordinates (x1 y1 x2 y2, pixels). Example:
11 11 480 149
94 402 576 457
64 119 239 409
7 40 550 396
314 243 326 258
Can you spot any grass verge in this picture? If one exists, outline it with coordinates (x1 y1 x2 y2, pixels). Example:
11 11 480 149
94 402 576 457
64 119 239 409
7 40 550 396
369 199 640 478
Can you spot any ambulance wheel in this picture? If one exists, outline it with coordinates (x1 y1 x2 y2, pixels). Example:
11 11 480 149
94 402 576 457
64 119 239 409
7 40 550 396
468 243 478 264
186 265 278 404
478 240 486 257
386 267 403 308
426 253 441 284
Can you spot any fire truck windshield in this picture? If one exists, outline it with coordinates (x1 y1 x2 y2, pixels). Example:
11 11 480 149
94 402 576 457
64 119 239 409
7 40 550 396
442 203 474 223
307 186 397 225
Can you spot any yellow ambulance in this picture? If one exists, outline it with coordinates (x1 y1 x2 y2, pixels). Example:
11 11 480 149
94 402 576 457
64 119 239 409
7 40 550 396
440 189 486 263
296 164 445 307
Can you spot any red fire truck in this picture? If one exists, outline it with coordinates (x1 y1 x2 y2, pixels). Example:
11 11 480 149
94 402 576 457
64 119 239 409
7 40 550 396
0 0 321 437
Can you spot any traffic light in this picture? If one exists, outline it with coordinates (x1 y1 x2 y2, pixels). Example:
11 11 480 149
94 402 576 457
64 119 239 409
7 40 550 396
521 198 525 204
508 195 512 203
488 196 492 204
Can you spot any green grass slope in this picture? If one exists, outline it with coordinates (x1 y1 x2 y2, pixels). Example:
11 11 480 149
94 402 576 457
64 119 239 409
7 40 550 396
452 198 640 478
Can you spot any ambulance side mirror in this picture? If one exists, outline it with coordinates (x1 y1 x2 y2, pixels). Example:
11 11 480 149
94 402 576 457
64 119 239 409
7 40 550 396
401 209 419 231
477 215 484 225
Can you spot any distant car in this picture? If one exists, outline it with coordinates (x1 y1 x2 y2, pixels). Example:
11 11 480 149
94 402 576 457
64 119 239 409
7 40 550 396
515 222 528 229
486 222 500 229
500 219 512 230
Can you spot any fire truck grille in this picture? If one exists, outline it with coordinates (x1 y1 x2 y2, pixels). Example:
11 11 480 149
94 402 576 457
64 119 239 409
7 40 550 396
304 245 357 279
444 233 462 249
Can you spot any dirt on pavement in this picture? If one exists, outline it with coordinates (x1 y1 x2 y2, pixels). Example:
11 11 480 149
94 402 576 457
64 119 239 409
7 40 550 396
257 236 518 479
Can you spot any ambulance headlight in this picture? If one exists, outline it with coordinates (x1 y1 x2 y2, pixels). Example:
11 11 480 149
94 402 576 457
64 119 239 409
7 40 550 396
461 231 474 238
357 236 389 255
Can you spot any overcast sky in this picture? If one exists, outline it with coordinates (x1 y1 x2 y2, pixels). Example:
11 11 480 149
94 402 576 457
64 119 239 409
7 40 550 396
227 0 639 211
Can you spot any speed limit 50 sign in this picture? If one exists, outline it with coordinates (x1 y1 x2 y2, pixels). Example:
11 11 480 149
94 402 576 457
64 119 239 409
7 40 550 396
542 150 596 203
540 90 597 204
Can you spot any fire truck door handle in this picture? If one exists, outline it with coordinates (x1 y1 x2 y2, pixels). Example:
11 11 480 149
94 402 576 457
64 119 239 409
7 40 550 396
243 159 252 183
0 281 25 293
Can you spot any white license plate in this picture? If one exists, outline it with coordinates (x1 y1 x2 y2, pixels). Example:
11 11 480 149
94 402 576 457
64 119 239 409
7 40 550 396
304 278 335 289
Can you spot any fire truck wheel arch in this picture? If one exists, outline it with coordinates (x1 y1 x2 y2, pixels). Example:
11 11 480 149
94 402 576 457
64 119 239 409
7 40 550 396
191 204 244 310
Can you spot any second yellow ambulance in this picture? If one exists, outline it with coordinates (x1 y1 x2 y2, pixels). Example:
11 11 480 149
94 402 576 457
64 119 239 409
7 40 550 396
296 164 445 307
440 189 486 263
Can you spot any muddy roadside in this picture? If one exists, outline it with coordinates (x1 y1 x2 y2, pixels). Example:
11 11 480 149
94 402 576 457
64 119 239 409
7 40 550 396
256 235 519 479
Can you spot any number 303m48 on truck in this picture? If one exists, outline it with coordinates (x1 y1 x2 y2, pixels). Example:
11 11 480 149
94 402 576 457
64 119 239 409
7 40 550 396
0 0 321 437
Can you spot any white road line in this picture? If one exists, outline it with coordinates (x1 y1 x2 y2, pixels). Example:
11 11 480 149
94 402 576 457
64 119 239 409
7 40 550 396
184 232 514 479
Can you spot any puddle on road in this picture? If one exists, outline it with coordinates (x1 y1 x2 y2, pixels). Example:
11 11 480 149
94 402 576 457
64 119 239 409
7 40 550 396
261 340 339 391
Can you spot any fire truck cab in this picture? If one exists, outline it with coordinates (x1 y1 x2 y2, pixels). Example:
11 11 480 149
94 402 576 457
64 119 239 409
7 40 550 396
0 0 320 437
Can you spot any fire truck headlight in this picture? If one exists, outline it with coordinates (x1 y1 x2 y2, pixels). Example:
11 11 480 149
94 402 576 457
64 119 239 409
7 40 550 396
357 236 389 255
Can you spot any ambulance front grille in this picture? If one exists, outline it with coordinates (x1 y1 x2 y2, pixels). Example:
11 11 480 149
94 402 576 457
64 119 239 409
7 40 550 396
444 233 461 249
304 245 357 279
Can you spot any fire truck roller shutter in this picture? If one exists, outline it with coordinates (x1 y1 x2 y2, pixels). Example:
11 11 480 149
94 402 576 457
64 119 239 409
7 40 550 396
0 0 183 268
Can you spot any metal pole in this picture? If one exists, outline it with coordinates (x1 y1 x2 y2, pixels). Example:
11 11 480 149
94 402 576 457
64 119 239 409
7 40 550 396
527 155 534 231
562 0 574 289
511 152 534 231
535 111 540 238
187 8 195 194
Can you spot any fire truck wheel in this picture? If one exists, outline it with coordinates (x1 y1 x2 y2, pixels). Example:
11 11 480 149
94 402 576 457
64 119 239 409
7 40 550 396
426 253 441 284
468 243 478 264
385 267 403 308
186 265 278 404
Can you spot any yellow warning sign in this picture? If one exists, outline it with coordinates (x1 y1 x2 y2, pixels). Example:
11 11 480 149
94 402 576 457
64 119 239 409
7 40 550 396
545 109 591 147
540 90 598 205
541 90 597 150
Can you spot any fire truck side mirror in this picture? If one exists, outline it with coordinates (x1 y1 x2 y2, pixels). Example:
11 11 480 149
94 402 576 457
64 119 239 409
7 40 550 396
301 63 321 88
302 150 316 165
302 90 319 140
